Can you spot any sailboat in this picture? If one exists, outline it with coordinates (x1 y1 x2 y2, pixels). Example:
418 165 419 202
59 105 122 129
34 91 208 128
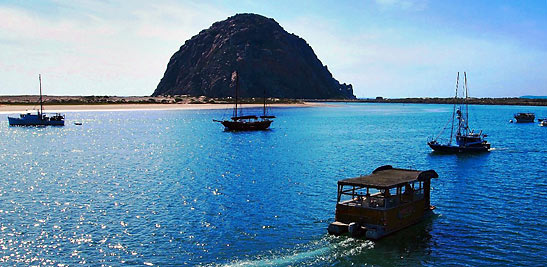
427 72 490 153
214 71 275 131
8 75 65 126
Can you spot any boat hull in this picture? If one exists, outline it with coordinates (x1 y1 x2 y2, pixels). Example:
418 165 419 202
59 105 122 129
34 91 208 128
333 201 435 240
515 118 535 123
428 142 490 153
220 120 272 131
8 116 65 126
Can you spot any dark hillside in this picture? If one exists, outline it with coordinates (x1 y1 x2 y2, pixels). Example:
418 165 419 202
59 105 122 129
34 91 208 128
153 13 355 99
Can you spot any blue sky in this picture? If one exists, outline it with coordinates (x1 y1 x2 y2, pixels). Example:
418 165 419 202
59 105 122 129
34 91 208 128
0 0 546 98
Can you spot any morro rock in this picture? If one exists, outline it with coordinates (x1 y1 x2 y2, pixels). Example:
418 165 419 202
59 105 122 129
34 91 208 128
152 13 355 99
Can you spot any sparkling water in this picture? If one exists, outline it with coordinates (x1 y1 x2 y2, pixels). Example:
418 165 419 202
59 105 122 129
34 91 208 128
1 103 546 266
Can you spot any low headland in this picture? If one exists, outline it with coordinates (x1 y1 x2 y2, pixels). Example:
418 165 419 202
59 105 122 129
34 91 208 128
306 97 547 106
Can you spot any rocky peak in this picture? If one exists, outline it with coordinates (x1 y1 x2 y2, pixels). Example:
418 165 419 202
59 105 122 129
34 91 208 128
152 13 355 99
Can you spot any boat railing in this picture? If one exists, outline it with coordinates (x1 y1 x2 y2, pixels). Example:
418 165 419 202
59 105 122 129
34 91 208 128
340 195 407 210
351 191 424 208
430 137 452 145
231 115 258 121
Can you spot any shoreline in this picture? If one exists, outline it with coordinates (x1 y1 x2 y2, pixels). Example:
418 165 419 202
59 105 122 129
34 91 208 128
2 95 546 107
1 96 545 114
305 97 547 106
0 102 324 114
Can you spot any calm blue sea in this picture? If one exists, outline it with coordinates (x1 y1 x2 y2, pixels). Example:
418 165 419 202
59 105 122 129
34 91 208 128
1 103 546 266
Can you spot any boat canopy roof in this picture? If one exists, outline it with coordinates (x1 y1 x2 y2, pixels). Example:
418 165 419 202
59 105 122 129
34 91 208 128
338 165 438 189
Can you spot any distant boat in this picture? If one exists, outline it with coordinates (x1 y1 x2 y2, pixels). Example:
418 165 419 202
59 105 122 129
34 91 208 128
214 71 275 131
540 120 547 127
428 72 490 153
8 75 65 126
514 113 535 123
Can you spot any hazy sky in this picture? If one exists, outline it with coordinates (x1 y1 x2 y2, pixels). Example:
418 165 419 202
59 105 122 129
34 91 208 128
1 0 546 98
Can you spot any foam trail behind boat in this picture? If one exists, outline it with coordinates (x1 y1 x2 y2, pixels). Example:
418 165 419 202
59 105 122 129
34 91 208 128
221 247 330 267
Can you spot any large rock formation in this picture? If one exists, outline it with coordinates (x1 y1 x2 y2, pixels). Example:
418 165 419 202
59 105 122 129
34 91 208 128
152 13 355 99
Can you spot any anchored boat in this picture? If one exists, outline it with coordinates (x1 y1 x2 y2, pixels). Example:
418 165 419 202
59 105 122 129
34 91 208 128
328 165 438 240
428 72 490 153
514 113 535 123
8 75 65 126
214 71 275 131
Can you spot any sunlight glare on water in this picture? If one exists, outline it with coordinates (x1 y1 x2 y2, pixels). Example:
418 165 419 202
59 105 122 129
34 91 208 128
1 103 546 266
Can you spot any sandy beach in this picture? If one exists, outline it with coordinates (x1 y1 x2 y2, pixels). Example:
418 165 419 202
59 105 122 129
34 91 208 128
0 102 323 114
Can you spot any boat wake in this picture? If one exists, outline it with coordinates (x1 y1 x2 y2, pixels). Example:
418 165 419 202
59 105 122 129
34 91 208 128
488 147 546 153
218 236 374 267
220 247 329 267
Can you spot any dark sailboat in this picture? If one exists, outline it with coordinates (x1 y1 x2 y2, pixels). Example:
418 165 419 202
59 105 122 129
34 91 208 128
428 72 490 153
8 75 65 126
214 71 275 131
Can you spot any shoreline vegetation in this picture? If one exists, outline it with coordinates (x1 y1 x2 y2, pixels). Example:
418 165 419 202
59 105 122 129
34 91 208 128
0 95 545 112
305 97 547 106
0 95 313 113
0 95 302 105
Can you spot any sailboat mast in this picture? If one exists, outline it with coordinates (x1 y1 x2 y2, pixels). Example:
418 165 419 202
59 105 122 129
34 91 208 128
464 71 469 134
234 71 238 118
449 72 459 145
39 74 43 116
263 87 266 116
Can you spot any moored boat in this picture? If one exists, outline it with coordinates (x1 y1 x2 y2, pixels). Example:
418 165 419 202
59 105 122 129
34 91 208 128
219 115 272 130
427 72 490 153
214 71 275 131
8 75 65 126
8 111 65 126
514 113 535 123
327 165 439 240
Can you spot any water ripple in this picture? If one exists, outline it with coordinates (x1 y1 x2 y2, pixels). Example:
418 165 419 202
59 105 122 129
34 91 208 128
1 105 546 265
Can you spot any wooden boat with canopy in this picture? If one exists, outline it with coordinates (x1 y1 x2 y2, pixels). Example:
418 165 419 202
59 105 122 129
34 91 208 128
328 165 438 240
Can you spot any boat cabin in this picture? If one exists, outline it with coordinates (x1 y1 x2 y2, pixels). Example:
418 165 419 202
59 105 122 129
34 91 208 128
455 130 489 148
328 165 438 239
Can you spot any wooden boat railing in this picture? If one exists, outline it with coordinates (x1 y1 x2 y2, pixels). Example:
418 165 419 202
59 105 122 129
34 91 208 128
339 188 425 210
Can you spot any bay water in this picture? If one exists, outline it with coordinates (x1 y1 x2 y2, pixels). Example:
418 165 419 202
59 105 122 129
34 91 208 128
1 103 546 266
